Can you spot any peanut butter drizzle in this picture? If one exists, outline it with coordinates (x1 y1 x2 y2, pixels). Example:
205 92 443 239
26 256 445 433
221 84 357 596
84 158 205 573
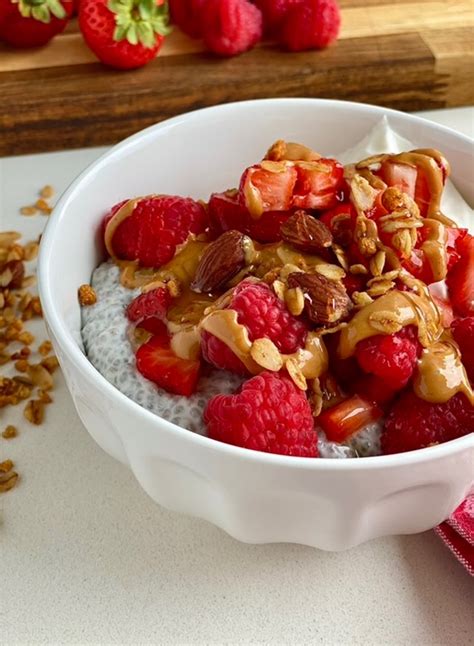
420 218 447 282
338 289 442 360
414 341 474 405
200 309 260 373
200 309 328 384
119 238 208 290
390 151 454 225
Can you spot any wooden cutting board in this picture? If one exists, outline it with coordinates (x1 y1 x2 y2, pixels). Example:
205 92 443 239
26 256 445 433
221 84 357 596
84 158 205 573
0 0 473 155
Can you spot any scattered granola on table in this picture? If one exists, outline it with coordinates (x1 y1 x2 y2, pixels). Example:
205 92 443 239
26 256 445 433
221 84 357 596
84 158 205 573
0 218 60 494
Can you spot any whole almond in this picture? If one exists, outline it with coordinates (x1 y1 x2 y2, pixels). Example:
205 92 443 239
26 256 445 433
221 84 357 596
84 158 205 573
287 272 352 325
280 211 332 254
191 230 248 293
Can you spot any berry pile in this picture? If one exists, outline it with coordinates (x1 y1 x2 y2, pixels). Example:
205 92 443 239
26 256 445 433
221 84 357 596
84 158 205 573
0 0 341 66
97 140 474 457
171 0 341 56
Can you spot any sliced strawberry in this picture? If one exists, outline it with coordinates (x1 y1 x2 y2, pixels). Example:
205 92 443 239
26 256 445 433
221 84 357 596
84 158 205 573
247 210 292 242
317 395 383 443
292 159 343 210
239 163 297 215
446 226 468 272
136 336 200 397
402 248 434 284
380 161 417 198
126 287 171 324
446 233 474 316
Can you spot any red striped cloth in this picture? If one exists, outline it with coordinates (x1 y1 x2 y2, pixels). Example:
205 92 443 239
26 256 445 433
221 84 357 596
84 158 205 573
435 494 474 576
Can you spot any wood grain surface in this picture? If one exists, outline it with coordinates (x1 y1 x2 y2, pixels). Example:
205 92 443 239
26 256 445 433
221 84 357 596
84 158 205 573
0 0 473 155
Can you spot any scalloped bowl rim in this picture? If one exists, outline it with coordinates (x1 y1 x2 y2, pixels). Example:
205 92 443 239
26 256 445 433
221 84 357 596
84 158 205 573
38 98 474 470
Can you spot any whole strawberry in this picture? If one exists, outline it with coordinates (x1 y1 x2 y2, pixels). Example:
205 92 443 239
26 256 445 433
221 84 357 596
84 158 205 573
201 0 263 57
79 0 171 70
0 0 73 48
280 0 341 52
169 0 204 38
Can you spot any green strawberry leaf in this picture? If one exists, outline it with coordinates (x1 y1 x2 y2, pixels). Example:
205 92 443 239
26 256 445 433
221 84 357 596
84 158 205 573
31 4 51 21
109 0 171 47
47 0 66 19
126 22 138 45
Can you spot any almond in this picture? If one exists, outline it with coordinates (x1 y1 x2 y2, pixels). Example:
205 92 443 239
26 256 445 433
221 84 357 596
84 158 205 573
280 211 332 254
287 272 352 325
191 231 248 293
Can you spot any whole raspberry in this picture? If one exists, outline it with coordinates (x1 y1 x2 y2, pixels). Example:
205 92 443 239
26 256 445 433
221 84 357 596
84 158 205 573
254 0 303 35
280 0 341 52
126 287 171 323
204 371 318 456
451 317 474 381
201 329 249 375
355 326 421 390
105 195 208 268
169 0 205 38
201 280 308 373
202 0 263 57
381 392 474 454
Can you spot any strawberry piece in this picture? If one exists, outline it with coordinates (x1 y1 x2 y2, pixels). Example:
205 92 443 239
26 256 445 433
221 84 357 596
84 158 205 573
381 392 474 454
106 195 208 267
279 0 341 51
169 0 204 38
451 317 474 382
204 371 318 457
239 163 297 215
126 287 171 323
447 233 474 316
79 0 170 70
317 395 383 443
292 159 344 210
380 161 417 198
208 190 290 242
0 0 73 47
201 0 263 57
136 336 200 397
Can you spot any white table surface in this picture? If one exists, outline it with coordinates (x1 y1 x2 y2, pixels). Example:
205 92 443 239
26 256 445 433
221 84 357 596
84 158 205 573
1 107 473 646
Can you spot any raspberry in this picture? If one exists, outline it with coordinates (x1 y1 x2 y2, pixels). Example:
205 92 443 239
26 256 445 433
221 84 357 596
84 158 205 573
254 0 303 35
202 0 263 57
169 0 205 38
355 326 420 390
201 329 249 375
204 371 318 456
280 0 341 52
451 317 474 381
201 280 308 373
126 287 171 324
105 195 208 267
381 392 474 454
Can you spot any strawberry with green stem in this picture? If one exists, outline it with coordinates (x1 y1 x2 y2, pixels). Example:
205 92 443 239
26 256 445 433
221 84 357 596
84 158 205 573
79 0 171 70
0 0 73 48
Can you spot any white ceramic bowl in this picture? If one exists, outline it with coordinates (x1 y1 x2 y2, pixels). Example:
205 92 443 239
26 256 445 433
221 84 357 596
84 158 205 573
38 99 474 551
